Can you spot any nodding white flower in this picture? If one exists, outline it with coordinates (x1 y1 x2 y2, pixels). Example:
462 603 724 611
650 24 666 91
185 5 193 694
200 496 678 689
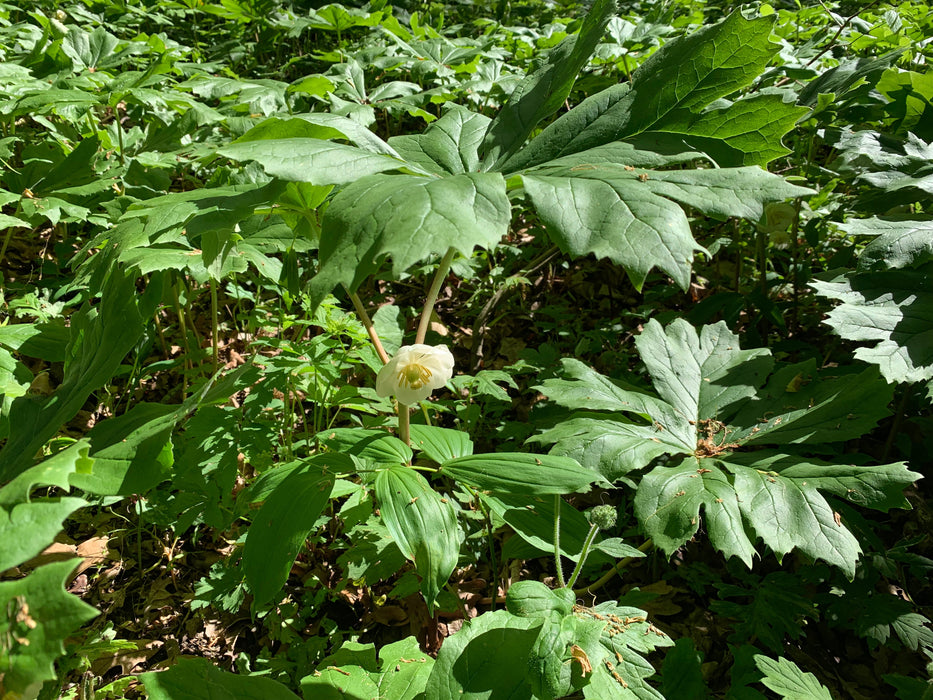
376 344 455 405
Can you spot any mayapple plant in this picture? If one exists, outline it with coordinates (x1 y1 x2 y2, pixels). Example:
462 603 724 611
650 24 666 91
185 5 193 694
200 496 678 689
215 3 861 698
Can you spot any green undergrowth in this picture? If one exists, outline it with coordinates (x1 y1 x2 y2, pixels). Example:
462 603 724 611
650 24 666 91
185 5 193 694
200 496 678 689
1 0 932 698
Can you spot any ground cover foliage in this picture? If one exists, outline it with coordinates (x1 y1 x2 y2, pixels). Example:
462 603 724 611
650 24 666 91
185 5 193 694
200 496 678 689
0 0 931 697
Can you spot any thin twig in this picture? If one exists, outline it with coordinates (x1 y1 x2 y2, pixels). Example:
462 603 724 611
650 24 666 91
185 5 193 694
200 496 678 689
775 0 884 87
573 539 654 597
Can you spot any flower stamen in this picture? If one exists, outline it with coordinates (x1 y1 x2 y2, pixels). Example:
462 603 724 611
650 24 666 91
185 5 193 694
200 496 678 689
398 362 434 390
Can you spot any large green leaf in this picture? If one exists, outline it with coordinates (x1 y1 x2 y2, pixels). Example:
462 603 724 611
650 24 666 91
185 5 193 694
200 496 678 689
307 171 509 304
234 113 401 156
812 265 933 384
0 440 93 505
217 138 405 185
724 452 918 513
633 456 757 567
521 171 702 290
243 459 335 606
390 106 491 176
480 0 617 169
0 268 156 482
754 656 832 700
319 428 413 468
845 217 933 272
729 362 894 445
505 581 575 619
0 560 99 695
529 416 677 484
636 450 919 578
409 424 474 463
375 465 459 610
532 366 655 482
440 452 604 496
535 320 915 574
0 498 87 572
635 319 773 429
641 93 804 167
521 149 811 289
502 12 794 172
300 636 433 700
582 599 672 699
140 657 300 700
425 609 541 700
71 403 177 495
830 129 933 210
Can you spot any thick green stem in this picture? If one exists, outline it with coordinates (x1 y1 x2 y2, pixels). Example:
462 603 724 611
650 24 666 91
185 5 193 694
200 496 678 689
554 494 566 588
566 523 599 590
347 287 389 364
398 401 410 448
416 247 456 344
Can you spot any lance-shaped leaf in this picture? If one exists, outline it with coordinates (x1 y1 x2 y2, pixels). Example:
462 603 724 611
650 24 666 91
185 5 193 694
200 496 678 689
0 269 157 482
243 459 335 606
812 265 933 384
440 452 604 496
375 465 459 611
0 560 99 696
409 425 474 463
480 0 616 169
307 171 509 305
503 11 795 172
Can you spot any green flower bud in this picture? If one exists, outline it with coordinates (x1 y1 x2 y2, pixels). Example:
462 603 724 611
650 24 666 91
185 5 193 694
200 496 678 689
586 505 617 530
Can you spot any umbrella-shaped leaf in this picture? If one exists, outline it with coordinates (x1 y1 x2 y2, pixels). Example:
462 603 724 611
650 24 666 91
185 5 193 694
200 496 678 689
307 171 509 304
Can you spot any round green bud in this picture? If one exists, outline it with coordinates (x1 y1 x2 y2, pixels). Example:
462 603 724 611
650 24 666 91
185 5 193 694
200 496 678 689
587 505 617 530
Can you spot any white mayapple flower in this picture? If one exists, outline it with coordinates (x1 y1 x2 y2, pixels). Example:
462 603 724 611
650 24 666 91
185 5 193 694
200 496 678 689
376 344 455 405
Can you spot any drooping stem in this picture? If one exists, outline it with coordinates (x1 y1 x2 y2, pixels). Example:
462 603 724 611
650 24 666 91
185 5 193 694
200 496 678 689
566 523 600 590
415 247 456 344
554 494 566 588
398 401 411 448
573 539 654 597
347 287 389 364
